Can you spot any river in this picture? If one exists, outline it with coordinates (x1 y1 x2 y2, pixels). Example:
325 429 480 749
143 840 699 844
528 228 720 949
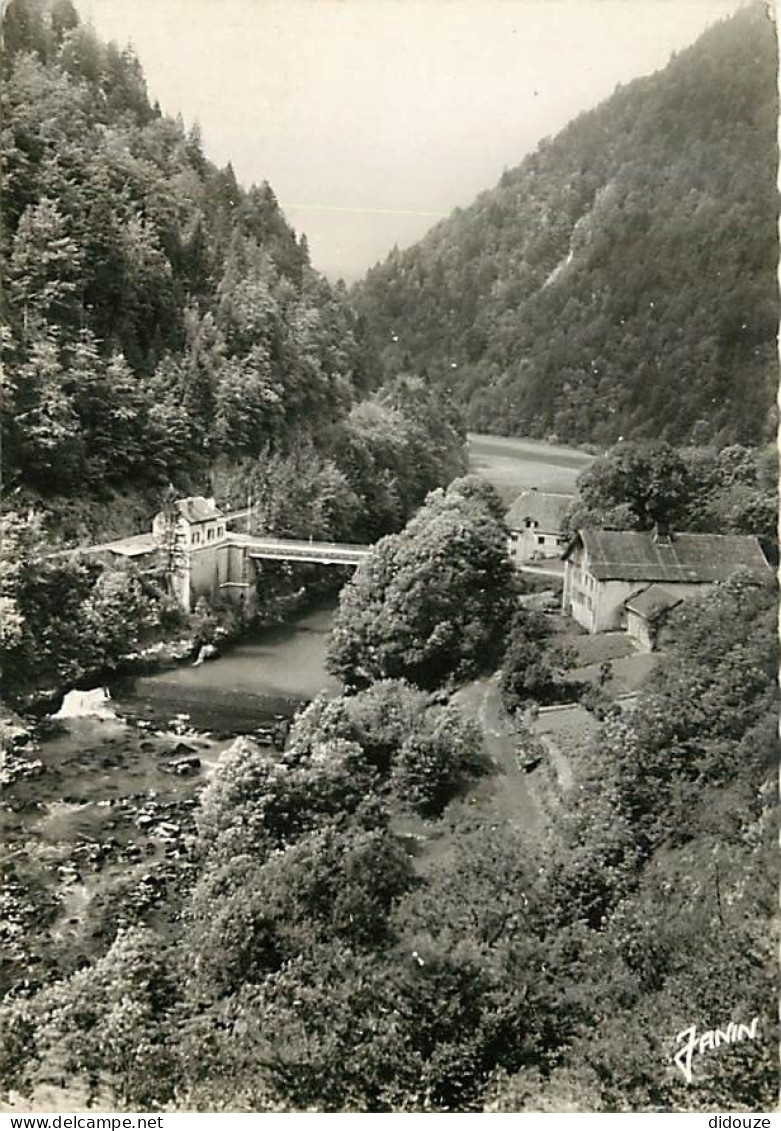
106 433 590 722
112 602 340 733
3 601 341 898
33 434 591 730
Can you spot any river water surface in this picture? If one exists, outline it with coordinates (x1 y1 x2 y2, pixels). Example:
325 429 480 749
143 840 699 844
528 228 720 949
111 433 590 724
113 601 340 733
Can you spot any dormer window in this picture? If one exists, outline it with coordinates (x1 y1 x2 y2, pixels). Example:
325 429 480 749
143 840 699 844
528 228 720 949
652 522 673 546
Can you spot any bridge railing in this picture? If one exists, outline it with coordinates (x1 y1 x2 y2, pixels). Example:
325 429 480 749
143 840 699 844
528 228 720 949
246 542 370 564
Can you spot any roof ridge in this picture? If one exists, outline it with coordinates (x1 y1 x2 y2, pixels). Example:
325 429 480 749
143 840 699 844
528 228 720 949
517 489 574 497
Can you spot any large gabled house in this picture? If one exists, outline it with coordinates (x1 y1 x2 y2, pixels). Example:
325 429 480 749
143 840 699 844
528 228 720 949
562 527 770 637
506 489 573 565
150 496 231 610
151 496 226 549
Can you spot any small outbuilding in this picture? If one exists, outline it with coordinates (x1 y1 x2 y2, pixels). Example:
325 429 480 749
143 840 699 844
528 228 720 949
623 584 682 651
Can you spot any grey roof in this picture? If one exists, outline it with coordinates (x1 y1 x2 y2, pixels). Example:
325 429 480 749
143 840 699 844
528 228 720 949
506 490 573 535
624 584 683 622
565 529 770 583
103 534 158 558
176 496 223 524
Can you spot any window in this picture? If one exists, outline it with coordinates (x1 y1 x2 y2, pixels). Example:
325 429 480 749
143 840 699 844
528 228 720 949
537 535 545 546
192 531 200 545
207 527 214 541
218 526 224 537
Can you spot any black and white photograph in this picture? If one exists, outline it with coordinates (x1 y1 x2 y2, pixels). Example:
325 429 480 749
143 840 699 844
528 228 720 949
0 0 777 1115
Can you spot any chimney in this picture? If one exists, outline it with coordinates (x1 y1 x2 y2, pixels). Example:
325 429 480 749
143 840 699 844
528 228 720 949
652 522 673 546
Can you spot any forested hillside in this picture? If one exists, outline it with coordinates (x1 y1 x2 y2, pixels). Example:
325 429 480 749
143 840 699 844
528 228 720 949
0 0 464 544
354 4 778 446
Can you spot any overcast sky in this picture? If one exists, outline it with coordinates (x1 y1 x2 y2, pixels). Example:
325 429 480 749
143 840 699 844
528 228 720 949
75 0 749 281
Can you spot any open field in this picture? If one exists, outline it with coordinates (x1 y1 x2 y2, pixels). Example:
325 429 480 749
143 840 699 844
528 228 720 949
532 703 601 768
467 432 594 503
586 652 661 696
551 627 663 695
559 630 638 667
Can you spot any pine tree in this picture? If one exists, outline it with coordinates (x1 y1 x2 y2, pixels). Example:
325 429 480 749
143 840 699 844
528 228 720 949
7 198 82 337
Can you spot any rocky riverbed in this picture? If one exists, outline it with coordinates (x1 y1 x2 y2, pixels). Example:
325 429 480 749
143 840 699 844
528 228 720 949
0 601 338 997
0 699 282 997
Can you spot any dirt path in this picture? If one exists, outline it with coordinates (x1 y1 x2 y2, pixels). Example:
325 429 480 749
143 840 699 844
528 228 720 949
537 732 574 793
453 676 545 838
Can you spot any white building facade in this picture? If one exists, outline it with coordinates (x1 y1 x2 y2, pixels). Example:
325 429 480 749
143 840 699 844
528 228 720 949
562 528 770 635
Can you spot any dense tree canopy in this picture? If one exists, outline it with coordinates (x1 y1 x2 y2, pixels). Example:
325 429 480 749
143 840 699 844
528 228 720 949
0 511 178 695
1 0 776 1116
562 440 777 552
327 476 516 689
354 5 778 447
0 0 464 549
0 0 468 700
0 0 338 495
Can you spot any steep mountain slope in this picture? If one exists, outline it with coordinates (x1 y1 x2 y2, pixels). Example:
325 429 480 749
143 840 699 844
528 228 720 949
0 0 330 490
0 0 465 545
354 4 778 447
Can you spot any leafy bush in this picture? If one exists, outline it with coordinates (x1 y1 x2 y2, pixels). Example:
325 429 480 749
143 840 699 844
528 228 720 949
500 610 575 711
391 705 485 816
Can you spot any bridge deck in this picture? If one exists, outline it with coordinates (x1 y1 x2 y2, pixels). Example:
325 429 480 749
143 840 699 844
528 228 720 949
234 533 370 565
